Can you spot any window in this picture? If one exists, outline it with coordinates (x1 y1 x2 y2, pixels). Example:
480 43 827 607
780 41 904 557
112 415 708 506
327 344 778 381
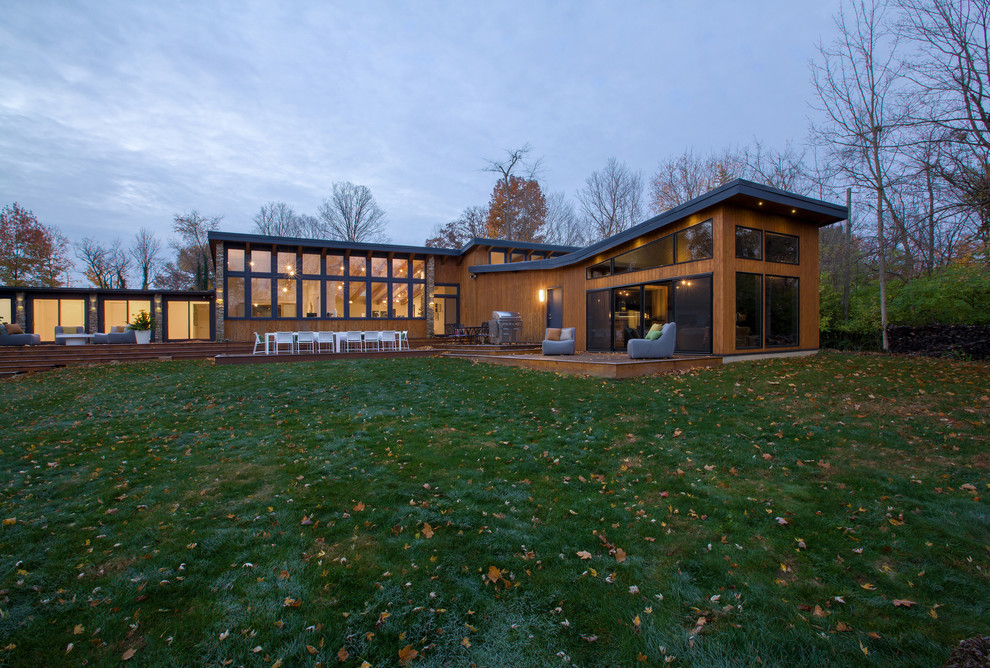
735 227 762 260
371 257 388 278
489 250 506 264
302 253 321 275
613 236 674 275
587 260 611 279
277 251 297 276
227 248 245 272
349 256 367 277
412 259 425 280
411 284 425 318
586 290 611 350
326 255 345 276
251 278 272 317
103 299 151 332
0 297 12 326
673 276 713 353
301 280 320 318
510 251 526 263
735 273 762 348
167 300 211 340
33 298 86 342
277 279 297 317
370 282 388 317
392 284 409 318
227 277 245 317
765 276 799 346
675 220 713 263
392 258 409 279
250 249 272 273
326 281 344 317
530 252 545 260
766 232 799 264
348 282 367 318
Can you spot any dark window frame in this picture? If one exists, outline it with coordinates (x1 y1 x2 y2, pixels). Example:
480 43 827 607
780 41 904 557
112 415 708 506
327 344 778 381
764 274 800 347
734 272 763 349
585 219 713 280
765 231 800 264
735 226 763 260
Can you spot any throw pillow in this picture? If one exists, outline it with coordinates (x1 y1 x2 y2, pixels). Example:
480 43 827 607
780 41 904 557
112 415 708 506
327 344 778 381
546 328 561 341
0 323 6 335
560 328 574 341
6 323 23 335
648 323 663 333
645 329 662 341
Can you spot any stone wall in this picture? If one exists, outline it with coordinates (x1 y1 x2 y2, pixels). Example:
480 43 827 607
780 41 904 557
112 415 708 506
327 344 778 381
214 241 225 341
887 325 990 359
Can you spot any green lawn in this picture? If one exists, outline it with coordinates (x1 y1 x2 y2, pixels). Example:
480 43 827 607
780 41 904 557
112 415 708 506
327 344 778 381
0 352 987 667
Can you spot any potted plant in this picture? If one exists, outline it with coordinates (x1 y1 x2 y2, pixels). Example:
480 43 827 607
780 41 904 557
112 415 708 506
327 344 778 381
128 310 155 344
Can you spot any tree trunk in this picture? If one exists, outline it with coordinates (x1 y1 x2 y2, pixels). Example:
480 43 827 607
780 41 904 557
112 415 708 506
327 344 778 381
877 188 889 352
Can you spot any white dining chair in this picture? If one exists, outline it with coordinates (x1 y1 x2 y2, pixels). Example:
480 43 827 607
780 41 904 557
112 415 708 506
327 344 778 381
344 331 363 352
363 330 382 352
253 332 264 355
379 330 398 351
296 330 316 354
274 331 295 354
399 330 410 350
316 330 335 353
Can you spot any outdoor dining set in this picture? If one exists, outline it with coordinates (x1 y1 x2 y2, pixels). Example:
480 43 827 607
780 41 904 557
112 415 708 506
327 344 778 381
253 330 410 355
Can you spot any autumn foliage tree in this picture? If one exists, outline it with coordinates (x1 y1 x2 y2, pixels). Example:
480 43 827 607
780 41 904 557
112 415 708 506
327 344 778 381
484 175 547 242
0 202 73 287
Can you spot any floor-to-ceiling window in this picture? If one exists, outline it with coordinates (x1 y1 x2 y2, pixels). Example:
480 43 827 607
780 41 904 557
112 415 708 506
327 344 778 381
586 278 707 352
102 299 151 332
586 291 611 350
33 298 86 342
766 276 799 346
613 287 642 349
166 300 212 340
735 273 763 349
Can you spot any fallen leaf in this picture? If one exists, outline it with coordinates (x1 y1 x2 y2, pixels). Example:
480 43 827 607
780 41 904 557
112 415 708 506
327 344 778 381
860 583 876 591
353 502 365 512
461 637 471 648
398 644 418 665
813 605 828 617
73 625 84 635
337 646 348 662
487 565 501 583
122 648 136 661
301 515 313 525
836 621 852 632
219 629 230 640
306 645 318 655
576 550 593 560
893 599 917 607
615 548 627 563
422 522 434 539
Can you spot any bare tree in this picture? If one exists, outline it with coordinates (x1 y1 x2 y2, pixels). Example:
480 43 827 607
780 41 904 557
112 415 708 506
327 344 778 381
130 228 161 290
483 143 544 241
253 201 303 237
425 205 487 248
810 0 908 350
542 192 585 247
76 237 130 288
649 148 747 213
295 213 321 238
172 211 222 290
743 141 812 194
315 182 390 243
577 158 644 242
899 0 990 247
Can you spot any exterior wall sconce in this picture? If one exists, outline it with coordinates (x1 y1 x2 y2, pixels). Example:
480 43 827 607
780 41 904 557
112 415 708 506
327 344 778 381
538 289 545 303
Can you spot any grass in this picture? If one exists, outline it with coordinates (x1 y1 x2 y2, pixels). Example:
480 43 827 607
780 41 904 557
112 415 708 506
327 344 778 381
0 352 987 667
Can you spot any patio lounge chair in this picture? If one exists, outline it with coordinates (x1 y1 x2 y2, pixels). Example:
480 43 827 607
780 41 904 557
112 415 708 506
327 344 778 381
542 327 576 355
627 322 676 359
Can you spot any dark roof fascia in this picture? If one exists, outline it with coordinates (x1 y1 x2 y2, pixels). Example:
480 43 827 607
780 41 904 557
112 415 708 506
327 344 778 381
457 238 581 255
468 179 847 274
208 231 461 257
0 285 215 297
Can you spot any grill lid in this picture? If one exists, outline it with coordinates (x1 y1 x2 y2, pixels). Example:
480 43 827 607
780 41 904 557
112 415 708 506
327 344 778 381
492 310 521 319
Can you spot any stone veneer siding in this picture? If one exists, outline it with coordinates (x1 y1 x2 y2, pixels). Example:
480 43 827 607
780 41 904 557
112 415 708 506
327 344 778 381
214 241 225 341
88 293 98 333
153 295 163 342
15 291 26 330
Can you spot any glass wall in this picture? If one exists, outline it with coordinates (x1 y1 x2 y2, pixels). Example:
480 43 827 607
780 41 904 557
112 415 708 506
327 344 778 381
766 276 799 346
586 278 706 352
224 245 427 320
166 300 211 340
586 220 712 279
103 299 151 331
33 298 86 342
766 232 799 264
734 273 763 348
735 227 763 259
0 297 12 326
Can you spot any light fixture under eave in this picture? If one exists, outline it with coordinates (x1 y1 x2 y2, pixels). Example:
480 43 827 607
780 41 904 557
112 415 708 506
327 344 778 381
791 209 797 214
538 289 545 303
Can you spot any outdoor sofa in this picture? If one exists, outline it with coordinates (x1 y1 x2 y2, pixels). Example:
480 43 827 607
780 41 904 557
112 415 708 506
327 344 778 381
93 327 137 344
0 323 41 346
627 322 676 359
542 327 576 355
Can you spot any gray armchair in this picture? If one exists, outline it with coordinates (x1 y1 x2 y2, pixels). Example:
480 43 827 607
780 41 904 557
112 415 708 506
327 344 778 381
542 327 576 355
628 322 676 359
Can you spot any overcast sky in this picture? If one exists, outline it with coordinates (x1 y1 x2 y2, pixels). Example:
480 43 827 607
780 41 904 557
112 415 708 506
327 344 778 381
1 1 842 257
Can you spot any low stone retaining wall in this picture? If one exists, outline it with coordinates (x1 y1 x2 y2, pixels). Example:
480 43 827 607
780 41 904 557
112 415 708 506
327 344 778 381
887 324 990 359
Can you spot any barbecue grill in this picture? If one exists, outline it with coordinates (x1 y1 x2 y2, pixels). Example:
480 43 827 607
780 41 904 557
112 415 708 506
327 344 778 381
489 310 522 344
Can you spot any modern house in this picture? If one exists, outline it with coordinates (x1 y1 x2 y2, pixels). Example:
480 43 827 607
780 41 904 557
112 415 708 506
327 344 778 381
209 179 847 355
1 180 845 353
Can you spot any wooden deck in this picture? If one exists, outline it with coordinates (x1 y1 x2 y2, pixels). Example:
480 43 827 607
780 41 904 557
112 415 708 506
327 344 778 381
443 350 723 378
0 341 255 376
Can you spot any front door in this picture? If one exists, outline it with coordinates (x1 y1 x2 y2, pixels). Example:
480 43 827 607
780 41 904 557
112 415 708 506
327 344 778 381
546 288 563 328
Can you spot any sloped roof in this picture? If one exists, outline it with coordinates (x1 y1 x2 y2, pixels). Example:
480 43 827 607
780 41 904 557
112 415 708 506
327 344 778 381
467 179 848 274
